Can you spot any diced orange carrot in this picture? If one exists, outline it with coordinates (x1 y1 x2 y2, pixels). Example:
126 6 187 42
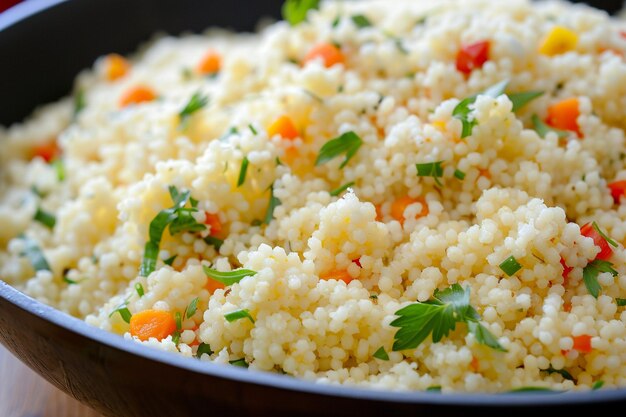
32 140 60 163
563 302 572 312
268 115 299 140
104 53 130 81
546 98 581 137
129 309 176 341
320 269 353 284
205 278 226 294
390 196 428 224
470 356 480 372
196 49 221 75
572 334 592 353
204 212 223 237
374 204 383 222
478 168 491 179
304 43 345 68
119 85 156 108
608 180 626 205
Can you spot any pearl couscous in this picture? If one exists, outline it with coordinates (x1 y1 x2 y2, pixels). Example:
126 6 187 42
1 0 626 392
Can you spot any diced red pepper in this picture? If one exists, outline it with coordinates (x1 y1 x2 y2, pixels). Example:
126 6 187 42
456 41 490 75
32 141 60 163
580 222 613 261
352 258 362 268
572 334 592 353
608 180 626 205
560 256 572 286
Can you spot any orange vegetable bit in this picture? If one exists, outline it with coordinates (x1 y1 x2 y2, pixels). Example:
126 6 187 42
32 140 60 163
563 302 572 313
390 196 429 224
129 309 177 341
206 278 226 294
470 356 480 372
303 42 345 68
204 212 223 237
320 269 353 284
196 49 221 75
374 204 383 222
267 115 299 140
560 256 572 286
580 222 613 261
572 334 593 353
119 85 157 108
608 180 626 205
546 98 581 137
104 53 130 81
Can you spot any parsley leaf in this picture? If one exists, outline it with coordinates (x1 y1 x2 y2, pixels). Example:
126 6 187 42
452 80 508 138
282 0 319 26
20 235 51 272
229 358 249 368
203 266 257 286
264 183 282 225
179 92 209 128
508 91 544 112
238 156 249 187
592 380 605 390
583 259 618 298
34 208 56 229
196 343 213 358
499 255 522 276
541 366 574 381
203 235 224 250
164 255 177 266
373 346 389 360
330 181 355 196
186 297 199 319
351 14 372 28
467 321 507 352
224 308 255 323
532 114 568 139
616 298 626 307
453 169 466 180
415 161 444 186
315 131 363 169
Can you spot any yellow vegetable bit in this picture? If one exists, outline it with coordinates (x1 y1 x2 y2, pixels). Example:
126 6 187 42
538 26 578 56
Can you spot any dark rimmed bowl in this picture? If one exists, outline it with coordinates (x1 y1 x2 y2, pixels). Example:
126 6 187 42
1 1 626 416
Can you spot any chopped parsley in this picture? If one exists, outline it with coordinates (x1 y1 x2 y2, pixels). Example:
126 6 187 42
164 255 177 266
73 89 86 117
229 358 249 368
329 181 355 196
20 235 51 272
373 346 389 360
416 161 444 186
452 80 508 138
202 266 258 286
179 92 209 128
426 386 442 392
541 366 574 382
264 183 282 225
532 114 568 139
219 126 239 142
592 222 618 247
248 124 258 135
499 255 522 276
390 284 506 352
351 14 372 28
108 297 132 324
224 308 255 324
196 343 213 357
453 169 466 180
238 156 249 187
185 297 199 319
135 283 145 297
203 235 224 250
508 90 544 112
34 208 56 229
282 0 319 26
582 259 618 298
616 298 626 307
592 381 605 390
315 131 363 169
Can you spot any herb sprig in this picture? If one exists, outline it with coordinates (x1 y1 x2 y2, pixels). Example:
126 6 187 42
282 0 319 26
315 131 363 169
583 259 618 298
203 266 258 286
20 235 51 272
179 92 209 128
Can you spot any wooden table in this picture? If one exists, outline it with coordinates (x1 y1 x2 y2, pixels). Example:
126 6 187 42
0 343 103 417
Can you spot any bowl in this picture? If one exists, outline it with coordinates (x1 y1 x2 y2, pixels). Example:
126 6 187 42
1 1 626 415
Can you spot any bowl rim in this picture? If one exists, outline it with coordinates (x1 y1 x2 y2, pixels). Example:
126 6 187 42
1 0 626 408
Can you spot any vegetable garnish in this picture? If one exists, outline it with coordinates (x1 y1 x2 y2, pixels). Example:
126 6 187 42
164 255 177 266
196 343 213 357
541 366 574 381
20 235 51 272
608 180 626 205
456 40 490 75
315 131 363 168
119 85 156 107
51 159 66 182
573 334 593 353
373 346 389 360
237 156 249 187
508 90 544 112
351 14 372 28
282 0 319 26
531 114 569 139
581 222 615 260
268 115 299 140
329 181 355 196
426 386 442 392
224 308 255 323
390 284 506 352
34 208 56 229
264 183 282 225
304 43 345 68
539 26 578 56
591 222 618 248
592 381 605 390
415 161 444 186
63 275 79 285
582 259 618 298
219 126 239 142
452 80 508 138
140 186 206 277
130 309 176 341
499 255 522 276
179 92 209 128
616 298 626 307
229 358 249 368
109 297 132 323
203 236 224 250
546 98 581 137
248 123 258 135
73 89 86 117
135 283 145 297
453 169 466 180
202 266 258 286
185 297 199 319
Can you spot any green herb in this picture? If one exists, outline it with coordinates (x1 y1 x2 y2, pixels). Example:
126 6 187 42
196 343 213 357
426 386 442 392
34 208 56 229
331 16 340 28
63 275 79 285
370 293 378 300
109 298 132 324
541 366 574 381
264 183 282 225
275 157 283 166
415 161 444 186
394 39 409 55
616 298 626 307
203 235 224 250
453 80 508 138
203 266 257 286
73 89 86 117
330 181 355 196
181 67 193 80
51 159 65 181
592 380 605 390
248 124 258 135
175 312 182 332
186 297 199 319
532 114 568 139
172 332 180 345
238 156 249 187
219 126 239 142
229 358 249 368
453 169 466 180
373 346 389 360
164 255 177 266
508 387 557 393
20 235 51 272
390 284 506 352
508 91 544 112
592 222 618 247
224 308 255 323
351 14 372 28
499 255 522 276
179 92 209 128
135 283 145 297
282 0 319 26
583 259 618 298
315 131 363 169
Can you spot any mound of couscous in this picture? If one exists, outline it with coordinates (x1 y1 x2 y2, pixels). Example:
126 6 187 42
1 0 626 392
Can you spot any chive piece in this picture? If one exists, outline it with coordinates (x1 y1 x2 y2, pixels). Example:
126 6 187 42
415 161 444 186
275 157 283 166
454 169 466 180
499 255 522 276
264 183 282 225
175 311 182 331
135 283 145 297
453 80 509 138
63 275 78 285
164 255 177 266
219 127 239 142
34 208 56 229
617 298 626 307
109 298 132 324
592 222 618 247
196 343 213 357
315 131 363 169
251 219 263 227
229 358 249 368
330 181 355 197
583 259 618 298
248 124 258 135
238 156 249 187
508 90 544 112
351 14 372 28
21 235 51 272
331 16 340 28
179 92 209 128
592 381 605 390
282 0 319 26
541 366 574 381
532 114 569 139
51 159 65 181
186 297 199 319
203 266 257 286
373 346 389 360
224 308 255 323
203 235 224 250
73 89 86 117
426 386 442 392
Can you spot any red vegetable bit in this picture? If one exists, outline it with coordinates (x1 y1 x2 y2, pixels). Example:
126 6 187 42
572 334 592 353
580 222 613 261
456 40 490 75
32 140 60 163
204 212 223 237
608 180 626 205
352 258 362 268
560 256 573 286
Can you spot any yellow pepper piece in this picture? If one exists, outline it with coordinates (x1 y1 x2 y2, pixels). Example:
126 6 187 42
539 26 578 56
